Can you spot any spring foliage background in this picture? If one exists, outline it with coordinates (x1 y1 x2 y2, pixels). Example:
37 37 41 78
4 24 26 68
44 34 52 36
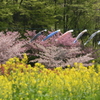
0 0 100 99
0 0 100 46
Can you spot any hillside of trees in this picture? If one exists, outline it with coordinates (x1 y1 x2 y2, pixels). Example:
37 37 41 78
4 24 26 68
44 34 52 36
0 0 100 46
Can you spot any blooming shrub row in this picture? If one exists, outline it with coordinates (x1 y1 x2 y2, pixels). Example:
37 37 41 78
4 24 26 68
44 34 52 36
0 56 100 100
25 30 95 67
0 30 97 68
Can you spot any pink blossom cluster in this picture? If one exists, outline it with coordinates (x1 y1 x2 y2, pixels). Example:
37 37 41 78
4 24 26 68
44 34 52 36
25 30 80 49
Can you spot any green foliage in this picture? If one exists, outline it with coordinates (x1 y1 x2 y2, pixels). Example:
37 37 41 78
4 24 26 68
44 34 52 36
0 1 13 31
21 0 56 30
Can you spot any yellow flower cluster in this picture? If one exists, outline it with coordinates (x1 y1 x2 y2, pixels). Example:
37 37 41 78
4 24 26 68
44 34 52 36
0 55 100 100
0 53 32 75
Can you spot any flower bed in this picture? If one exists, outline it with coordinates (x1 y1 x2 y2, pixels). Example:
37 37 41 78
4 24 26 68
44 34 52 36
0 56 100 100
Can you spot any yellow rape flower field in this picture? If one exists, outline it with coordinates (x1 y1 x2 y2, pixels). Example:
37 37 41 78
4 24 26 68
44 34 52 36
0 54 100 100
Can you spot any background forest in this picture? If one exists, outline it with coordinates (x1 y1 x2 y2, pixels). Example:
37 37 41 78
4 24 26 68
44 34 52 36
0 0 100 46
